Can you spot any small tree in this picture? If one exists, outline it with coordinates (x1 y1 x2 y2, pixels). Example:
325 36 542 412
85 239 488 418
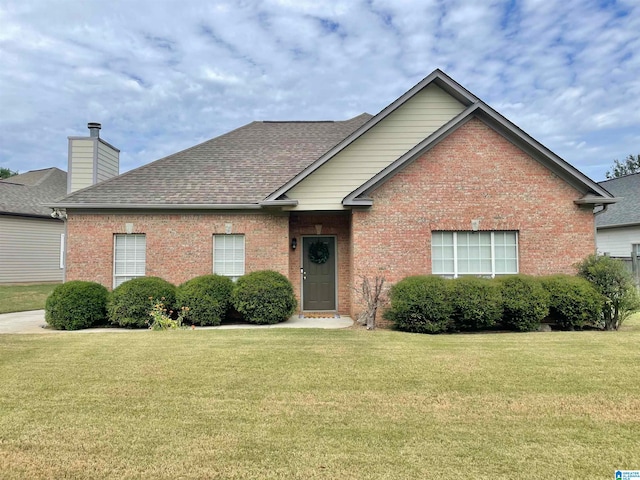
605 154 640 179
0 167 18 179
577 255 640 330
352 276 388 330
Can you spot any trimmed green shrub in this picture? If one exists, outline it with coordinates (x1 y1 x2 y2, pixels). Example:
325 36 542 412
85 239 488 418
108 277 176 328
384 275 453 334
231 270 297 325
176 274 234 326
497 275 549 332
577 254 640 330
541 274 603 330
45 281 109 330
450 277 503 331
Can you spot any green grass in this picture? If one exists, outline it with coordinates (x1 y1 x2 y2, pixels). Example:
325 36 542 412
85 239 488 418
1 315 639 479
0 283 59 314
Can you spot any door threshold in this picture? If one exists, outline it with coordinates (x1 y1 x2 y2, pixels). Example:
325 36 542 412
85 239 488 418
299 312 340 319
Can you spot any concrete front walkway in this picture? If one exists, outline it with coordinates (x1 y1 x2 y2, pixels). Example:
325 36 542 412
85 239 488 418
0 310 353 334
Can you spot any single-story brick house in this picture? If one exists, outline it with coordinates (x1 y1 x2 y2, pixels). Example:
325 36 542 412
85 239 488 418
51 70 615 318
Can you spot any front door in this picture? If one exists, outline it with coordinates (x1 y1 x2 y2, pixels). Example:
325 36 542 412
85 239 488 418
302 236 336 311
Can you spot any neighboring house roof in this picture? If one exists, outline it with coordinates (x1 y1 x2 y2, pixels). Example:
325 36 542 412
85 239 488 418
0 168 67 218
54 114 372 208
51 69 613 210
596 173 640 228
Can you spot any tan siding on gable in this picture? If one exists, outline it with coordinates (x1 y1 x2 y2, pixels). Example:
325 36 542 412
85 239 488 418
96 141 119 182
0 216 64 283
287 84 466 210
69 139 95 193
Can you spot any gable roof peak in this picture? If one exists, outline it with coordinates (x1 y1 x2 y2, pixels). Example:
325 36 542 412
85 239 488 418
263 69 478 202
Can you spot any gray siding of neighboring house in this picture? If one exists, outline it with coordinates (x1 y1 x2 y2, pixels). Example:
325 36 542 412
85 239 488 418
596 225 640 258
0 215 64 283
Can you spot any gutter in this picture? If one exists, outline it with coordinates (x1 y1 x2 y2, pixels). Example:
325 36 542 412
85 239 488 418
573 197 618 206
259 199 299 207
47 203 264 210
596 220 640 230
0 210 63 221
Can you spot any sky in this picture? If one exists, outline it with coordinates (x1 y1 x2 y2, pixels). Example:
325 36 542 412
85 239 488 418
1 0 639 182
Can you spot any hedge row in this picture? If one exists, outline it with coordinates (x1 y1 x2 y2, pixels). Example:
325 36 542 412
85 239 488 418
385 274 604 334
45 270 297 330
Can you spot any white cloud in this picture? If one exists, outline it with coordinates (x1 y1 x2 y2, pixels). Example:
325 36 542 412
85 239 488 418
0 0 639 181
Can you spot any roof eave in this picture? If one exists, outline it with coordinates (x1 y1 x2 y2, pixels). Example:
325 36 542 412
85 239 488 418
0 210 62 220
343 103 615 206
259 199 299 207
473 106 613 199
48 203 263 210
574 197 619 205
596 221 640 229
342 197 373 207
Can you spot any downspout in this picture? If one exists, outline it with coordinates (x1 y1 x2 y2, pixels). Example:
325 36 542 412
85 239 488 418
51 208 68 282
593 204 610 255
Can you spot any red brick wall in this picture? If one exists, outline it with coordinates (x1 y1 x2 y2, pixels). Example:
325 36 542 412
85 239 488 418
65 212 289 289
351 118 596 318
289 213 351 315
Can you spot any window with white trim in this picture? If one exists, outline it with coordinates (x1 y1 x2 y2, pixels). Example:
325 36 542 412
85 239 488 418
432 231 518 278
114 234 146 287
213 234 245 281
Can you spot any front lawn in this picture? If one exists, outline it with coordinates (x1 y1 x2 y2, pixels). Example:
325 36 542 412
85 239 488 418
0 316 639 479
0 283 59 314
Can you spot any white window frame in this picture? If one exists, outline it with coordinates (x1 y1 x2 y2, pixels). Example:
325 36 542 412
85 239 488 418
113 234 146 288
213 234 245 281
431 231 519 278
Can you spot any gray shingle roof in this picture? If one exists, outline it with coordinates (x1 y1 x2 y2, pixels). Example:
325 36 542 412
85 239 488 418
57 114 372 207
596 173 640 227
0 168 67 217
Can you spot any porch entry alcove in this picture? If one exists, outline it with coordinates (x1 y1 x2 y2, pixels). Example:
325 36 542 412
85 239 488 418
302 236 337 311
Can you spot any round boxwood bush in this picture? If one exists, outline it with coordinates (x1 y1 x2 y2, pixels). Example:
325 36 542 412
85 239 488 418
541 274 603 330
176 274 234 326
497 275 549 332
231 270 297 325
384 275 453 334
108 277 176 328
45 281 109 330
450 277 503 331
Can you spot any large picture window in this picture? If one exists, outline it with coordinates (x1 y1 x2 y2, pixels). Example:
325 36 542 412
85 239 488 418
213 234 245 280
113 234 146 287
432 231 518 277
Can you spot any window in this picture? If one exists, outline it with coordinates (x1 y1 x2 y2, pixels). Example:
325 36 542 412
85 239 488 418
214 234 245 280
114 234 146 287
432 231 518 277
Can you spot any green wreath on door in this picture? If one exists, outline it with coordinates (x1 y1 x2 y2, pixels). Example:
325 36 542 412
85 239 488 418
308 241 330 264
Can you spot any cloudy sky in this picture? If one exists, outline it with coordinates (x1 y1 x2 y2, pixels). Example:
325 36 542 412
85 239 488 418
1 0 639 182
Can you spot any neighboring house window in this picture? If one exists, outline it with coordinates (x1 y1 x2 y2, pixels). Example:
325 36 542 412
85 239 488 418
213 234 245 281
432 231 518 278
114 234 146 288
